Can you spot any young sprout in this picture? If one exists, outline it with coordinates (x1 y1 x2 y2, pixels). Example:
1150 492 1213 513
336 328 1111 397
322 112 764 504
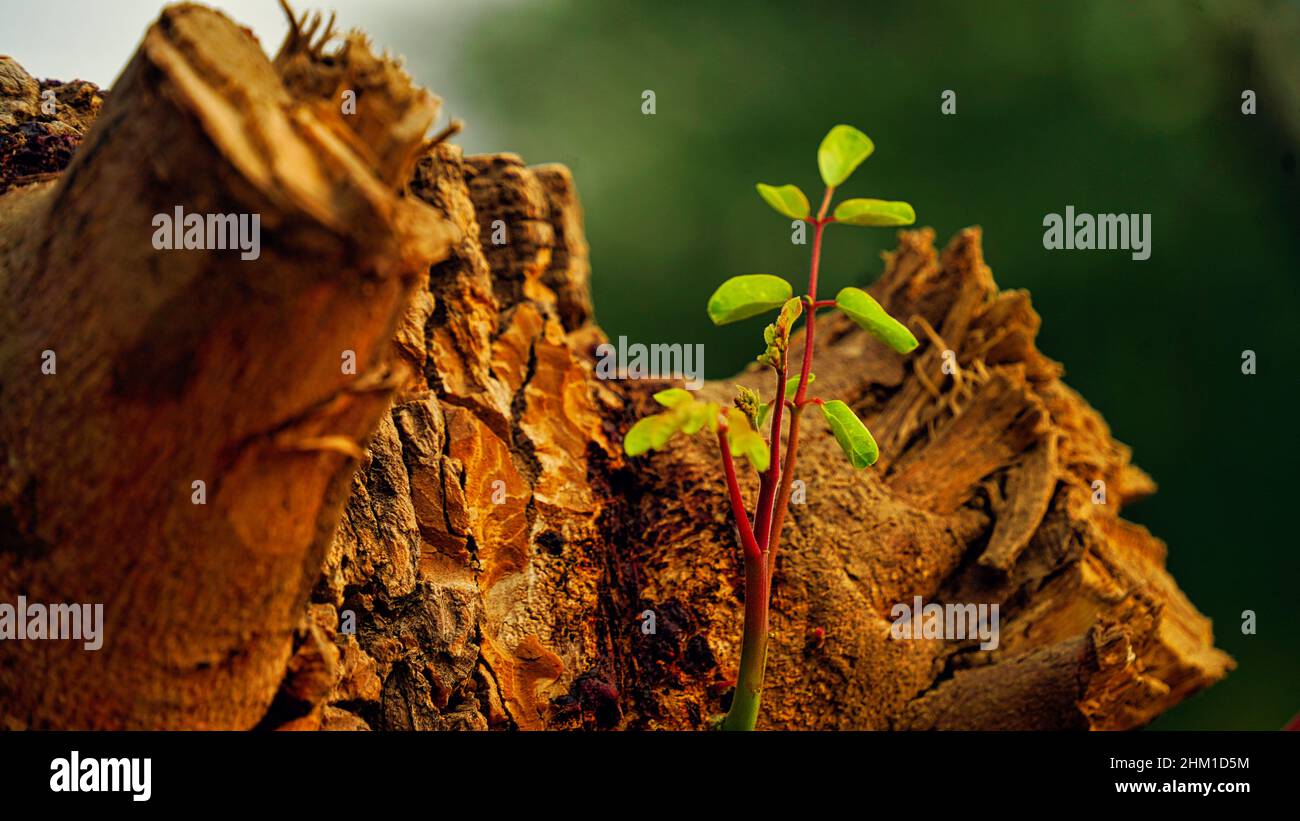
624 125 918 730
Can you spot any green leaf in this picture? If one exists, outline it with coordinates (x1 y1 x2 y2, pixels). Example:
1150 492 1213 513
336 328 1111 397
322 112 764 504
784 372 814 400
653 388 693 408
734 430 769 473
624 400 720 456
834 287 919 353
681 401 715 435
623 413 679 456
833 198 916 227
756 183 810 220
726 408 771 473
775 297 803 340
756 402 771 431
707 275 793 325
819 400 878 469
758 298 805 368
818 125 874 188
700 401 722 433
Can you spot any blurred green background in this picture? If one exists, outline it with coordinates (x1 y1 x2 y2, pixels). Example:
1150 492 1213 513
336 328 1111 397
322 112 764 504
439 0 1300 730
14 0 1294 729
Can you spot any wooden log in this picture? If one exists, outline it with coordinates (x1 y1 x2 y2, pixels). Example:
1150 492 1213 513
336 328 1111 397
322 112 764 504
0 4 1231 731
296 159 1232 730
0 5 455 728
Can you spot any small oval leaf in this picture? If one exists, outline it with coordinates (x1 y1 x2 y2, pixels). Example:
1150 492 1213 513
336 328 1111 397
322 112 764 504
726 408 771 473
756 183 810 220
624 415 668 457
625 401 721 457
681 401 714 435
736 430 769 473
819 400 879 469
834 287 919 353
653 388 693 408
707 274 793 325
818 125 875 188
832 198 915 227
784 372 815 400
775 297 803 338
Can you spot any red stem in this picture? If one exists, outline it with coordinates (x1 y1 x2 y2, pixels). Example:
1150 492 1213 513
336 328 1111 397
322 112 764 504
752 365 786 551
766 411 799 580
794 189 831 405
721 186 833 730
765 187 833 576
718 427 762 562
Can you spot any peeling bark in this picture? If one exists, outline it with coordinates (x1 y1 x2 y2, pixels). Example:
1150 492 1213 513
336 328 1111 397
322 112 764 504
0 4 1230 731
295 175 1231 730
0 5 454 729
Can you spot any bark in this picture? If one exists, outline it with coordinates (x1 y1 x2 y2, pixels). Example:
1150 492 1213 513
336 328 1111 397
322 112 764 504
289 172 1233 731
0 4 1231 731
0 5 455 728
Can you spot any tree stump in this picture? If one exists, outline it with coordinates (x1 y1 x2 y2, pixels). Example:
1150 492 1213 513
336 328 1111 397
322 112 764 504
0 4 1230 731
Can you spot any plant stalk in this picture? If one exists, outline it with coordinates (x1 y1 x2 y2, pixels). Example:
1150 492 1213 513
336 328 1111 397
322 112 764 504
766 188 831 575
722 188 833 731
752 365 786 550
721 548 769 731
767 409 801 578
720 422 769 730
718 428 762 562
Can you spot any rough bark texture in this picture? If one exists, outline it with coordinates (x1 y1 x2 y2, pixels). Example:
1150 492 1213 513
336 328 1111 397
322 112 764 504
285 175 1233 732
0 4 1231 731
0 5 455 728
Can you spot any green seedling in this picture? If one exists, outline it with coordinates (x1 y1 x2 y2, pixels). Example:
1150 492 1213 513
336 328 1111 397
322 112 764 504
623 125 918 730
